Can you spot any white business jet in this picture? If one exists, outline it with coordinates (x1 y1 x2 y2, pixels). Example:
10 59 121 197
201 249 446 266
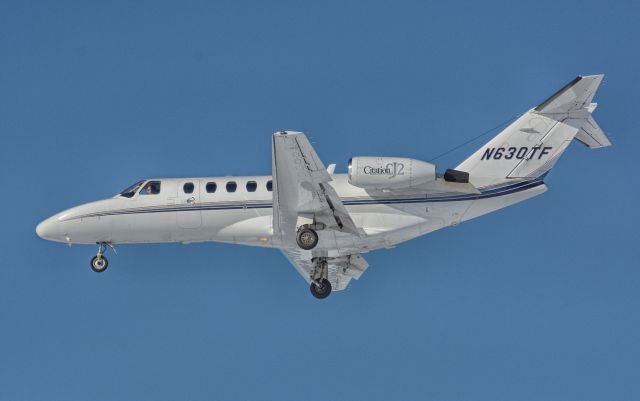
36 75 611 299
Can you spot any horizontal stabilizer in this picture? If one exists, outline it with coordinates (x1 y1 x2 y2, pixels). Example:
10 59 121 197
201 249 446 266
575 114 611 148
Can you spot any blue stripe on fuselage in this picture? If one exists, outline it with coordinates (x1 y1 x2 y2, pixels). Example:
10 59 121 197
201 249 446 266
72 179 544 220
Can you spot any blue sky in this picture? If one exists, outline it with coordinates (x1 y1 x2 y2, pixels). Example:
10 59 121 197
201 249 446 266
1 0 639 400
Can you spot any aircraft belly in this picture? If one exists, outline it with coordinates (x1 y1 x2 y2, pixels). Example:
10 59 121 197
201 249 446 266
200 208 272 245
460 183 548 222
348 203 428 235
215 213 273 246
337 183 547 252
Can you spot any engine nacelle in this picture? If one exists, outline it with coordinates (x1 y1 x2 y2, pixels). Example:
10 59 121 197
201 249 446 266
348 157 437 190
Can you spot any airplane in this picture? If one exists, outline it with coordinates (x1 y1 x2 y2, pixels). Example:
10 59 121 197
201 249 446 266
36 75 611 299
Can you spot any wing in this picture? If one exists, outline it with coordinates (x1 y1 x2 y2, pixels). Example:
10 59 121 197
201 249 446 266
271 131 368 291
281 248 369 291
271 131 361 246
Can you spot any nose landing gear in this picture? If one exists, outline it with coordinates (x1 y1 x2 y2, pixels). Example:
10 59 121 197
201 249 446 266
91 255 108 272
90 242 115 273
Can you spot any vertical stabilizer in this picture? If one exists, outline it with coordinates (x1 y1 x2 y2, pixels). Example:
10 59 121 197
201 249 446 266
456 75 610 187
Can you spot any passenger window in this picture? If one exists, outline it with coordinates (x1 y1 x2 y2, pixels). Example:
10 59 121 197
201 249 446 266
226 181 237 192
140 181 161 195
246 181 257 192
266 180 273 192
183 182 195 194
206 182 217 193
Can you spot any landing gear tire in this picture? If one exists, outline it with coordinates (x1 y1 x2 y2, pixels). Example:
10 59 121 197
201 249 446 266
296 227 318 250
310 278 332 299
90 255 108 273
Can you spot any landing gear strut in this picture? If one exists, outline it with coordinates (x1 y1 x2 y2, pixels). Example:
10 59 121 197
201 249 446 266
309 257 332 299
90 242 114 273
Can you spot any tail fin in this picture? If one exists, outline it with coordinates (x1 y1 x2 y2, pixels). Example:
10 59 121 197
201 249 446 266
456 75 611 187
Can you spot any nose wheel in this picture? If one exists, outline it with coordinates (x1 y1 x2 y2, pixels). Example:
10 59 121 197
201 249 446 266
91 255 108 272
90 242 115 273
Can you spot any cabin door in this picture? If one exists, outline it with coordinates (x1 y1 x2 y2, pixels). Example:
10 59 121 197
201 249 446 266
176 180 202 229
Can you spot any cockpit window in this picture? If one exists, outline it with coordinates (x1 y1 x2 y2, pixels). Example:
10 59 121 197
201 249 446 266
119 180 145 198
140 181 161 195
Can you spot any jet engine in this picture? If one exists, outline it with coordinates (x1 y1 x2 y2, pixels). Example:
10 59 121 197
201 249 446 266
347 157 437 190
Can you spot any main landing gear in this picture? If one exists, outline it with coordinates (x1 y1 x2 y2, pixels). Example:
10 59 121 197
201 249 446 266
296 226 318 250
310 278 332 299
296 223 325 250
90 242 115 273
309 257 332 299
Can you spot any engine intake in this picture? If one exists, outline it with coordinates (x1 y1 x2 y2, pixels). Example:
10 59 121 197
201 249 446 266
348 157 436 190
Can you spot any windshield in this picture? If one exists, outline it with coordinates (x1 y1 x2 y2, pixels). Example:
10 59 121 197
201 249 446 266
119 180 145 198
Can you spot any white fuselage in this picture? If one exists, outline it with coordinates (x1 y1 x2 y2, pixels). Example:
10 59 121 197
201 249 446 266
32 75 609 298
36 174 547 256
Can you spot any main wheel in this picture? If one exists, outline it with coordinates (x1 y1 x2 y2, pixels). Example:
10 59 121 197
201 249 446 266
90 255 108 273
296 227 318 250
310 278 332 299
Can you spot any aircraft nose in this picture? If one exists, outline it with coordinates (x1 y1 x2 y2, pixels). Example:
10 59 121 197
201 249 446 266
36 216 61 241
